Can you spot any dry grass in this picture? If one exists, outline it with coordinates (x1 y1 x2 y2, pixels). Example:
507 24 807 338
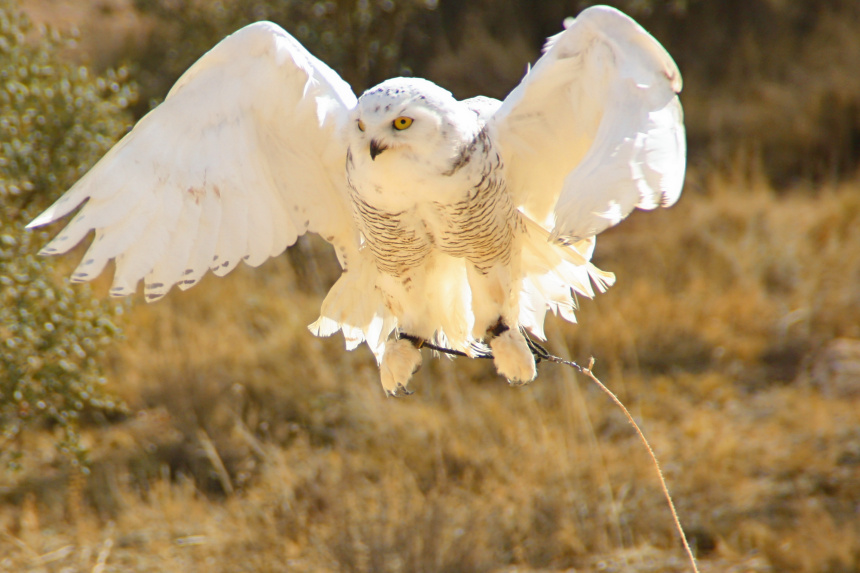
2 175 860 572
6 1 860 571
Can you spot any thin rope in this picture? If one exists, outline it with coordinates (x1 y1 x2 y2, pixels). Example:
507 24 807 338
398 331 700 573
546 355 700 573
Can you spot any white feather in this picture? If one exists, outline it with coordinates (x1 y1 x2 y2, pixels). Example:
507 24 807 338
142 196 203 301
492 5 685 241
179 188 222 290
29 21 360 299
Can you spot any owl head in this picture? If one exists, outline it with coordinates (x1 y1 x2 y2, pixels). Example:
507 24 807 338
347 78 479 185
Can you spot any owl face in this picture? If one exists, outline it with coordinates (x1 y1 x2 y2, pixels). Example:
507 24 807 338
348 78 479 180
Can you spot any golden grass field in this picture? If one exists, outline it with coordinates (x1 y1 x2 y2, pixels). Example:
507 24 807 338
3 1 860 571
4 170 860 572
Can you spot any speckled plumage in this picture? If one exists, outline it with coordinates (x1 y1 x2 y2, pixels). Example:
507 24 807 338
29 6 686 395
347 93 515 278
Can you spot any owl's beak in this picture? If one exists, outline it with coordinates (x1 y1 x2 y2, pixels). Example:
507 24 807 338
369 139 387 161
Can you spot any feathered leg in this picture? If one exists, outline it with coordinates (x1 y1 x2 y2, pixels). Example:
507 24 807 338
466 260 536 384
488 321 536 384
379 337 423 396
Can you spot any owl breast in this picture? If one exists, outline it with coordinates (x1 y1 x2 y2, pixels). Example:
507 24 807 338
347 131 519 278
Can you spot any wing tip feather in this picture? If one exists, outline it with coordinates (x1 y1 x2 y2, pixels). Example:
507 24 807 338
309 316 339 338
109 286 134 298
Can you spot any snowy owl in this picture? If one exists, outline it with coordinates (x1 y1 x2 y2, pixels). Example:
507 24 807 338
28 5 685 396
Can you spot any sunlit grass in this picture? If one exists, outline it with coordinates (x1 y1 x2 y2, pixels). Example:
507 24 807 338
3 177 860 571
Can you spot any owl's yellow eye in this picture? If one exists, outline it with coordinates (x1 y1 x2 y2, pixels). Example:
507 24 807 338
393 116 413 130
357 120 366 132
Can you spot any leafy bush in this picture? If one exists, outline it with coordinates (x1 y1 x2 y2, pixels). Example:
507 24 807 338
0 0 136 469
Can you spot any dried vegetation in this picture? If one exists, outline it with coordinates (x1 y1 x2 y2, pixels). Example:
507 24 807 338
2 1 860 571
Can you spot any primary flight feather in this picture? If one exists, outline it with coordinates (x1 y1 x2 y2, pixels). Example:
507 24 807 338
29 5 685 396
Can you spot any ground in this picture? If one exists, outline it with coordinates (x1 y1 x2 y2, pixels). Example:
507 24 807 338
4 176 859 572
3 2 860 571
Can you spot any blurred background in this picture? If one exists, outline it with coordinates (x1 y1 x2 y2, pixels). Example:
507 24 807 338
2 0 859 571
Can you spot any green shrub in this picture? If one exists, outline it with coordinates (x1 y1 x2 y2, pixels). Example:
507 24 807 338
0 0 136 469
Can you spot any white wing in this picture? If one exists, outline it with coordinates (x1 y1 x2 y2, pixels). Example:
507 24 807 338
28 22 359 301
492 5 685 242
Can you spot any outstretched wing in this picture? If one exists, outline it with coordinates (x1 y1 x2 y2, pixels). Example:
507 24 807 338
492 5 685 242
28 22 359 301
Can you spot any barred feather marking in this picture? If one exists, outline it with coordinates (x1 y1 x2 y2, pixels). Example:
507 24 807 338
350 194 433 277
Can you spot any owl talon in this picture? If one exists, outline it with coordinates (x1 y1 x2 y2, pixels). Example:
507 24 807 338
380 337 422 396
385 383 416 398
490 328 537 384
